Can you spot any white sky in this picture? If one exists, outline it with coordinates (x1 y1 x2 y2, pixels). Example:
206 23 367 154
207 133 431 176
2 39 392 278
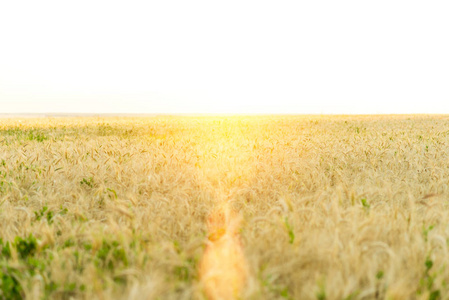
0 0 448 114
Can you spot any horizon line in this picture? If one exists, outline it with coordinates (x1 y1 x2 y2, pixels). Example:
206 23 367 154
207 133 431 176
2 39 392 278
1 112 449 118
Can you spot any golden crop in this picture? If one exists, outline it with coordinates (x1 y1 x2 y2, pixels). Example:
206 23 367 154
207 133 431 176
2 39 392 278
0 115 448 299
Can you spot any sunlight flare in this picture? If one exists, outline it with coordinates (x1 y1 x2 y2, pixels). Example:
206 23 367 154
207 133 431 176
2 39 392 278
199 203 249 300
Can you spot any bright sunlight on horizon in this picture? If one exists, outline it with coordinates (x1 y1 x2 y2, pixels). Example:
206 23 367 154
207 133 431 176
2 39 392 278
1 0 449 114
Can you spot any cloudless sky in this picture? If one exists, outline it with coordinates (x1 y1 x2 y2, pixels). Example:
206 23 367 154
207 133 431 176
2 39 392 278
1 0 448 114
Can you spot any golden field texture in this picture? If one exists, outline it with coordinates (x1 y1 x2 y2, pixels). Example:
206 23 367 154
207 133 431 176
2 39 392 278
1 115 449 299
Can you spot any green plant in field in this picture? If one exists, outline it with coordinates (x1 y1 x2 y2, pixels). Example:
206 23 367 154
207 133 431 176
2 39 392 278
34 206 53 223
1 233 81 299
174 265 190 282
417 257 441 299
283 217 295 244
95 240 128 271
34 206 68 224
360 198 370 210
0 239 11 259
173 257 198 284
0 128 48 143
14 234 38 259
107 188 117 199
80 177 94 188
376 270 384 280
0 234 42 299
0 267 23 300
316 280 326 300
27 131 48 142
423 225 435 242
259 271 292 300
343 291 360 300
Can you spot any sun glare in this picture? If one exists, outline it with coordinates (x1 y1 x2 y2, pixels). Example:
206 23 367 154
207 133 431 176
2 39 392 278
200 203 248 299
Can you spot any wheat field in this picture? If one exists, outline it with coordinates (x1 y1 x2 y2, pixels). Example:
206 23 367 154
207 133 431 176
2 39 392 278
1 115 449 299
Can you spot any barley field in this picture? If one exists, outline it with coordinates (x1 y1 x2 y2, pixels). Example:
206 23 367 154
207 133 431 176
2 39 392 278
1 115 449 299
